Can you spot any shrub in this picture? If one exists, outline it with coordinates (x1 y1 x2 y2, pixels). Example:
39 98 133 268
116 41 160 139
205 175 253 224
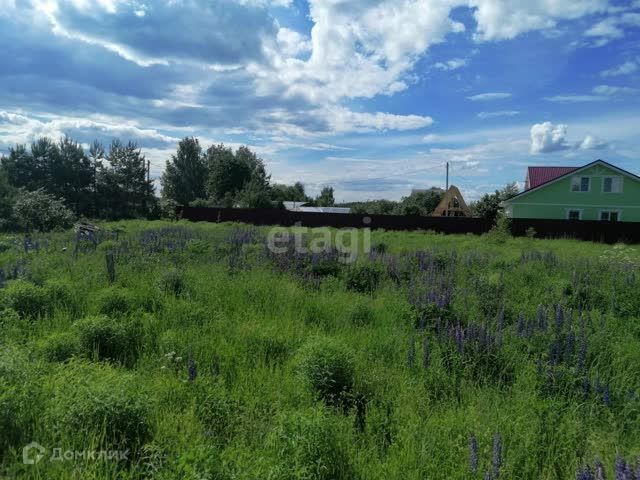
157 269 186 296
1 280 50 319
45 280 78 314
96 287 135 316
76 315 142 366
39 332 80 362
12 188 74 232
195 382 243 447
267 409 352 480
345 263 383 294
346 302 375 327
296 337 355 406
48 361 152 453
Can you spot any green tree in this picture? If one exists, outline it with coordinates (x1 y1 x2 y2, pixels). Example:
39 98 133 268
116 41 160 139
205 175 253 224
399 190 443 216
0 167 16 230
161 137 207 206
12 188 74 232
316 187 335 207
205 144 270 204
97 140 155 219
471 182 519 223
270 182 309 204
50 137 95 217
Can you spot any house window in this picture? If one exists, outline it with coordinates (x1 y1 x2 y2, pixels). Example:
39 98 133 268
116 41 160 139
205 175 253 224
571 176 590 192
603 176 622 193
567 210 582 220
600 211 620 221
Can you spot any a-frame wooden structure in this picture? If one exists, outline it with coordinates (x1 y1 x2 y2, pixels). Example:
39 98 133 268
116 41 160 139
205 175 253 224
431 185 471 217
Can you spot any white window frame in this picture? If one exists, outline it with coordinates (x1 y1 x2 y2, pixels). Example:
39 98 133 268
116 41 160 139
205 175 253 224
602 176 623 193
566 208 583 220
570 176 591 193
599 209 622 221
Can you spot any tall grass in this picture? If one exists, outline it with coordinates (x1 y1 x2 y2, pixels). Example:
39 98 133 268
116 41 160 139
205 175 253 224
0 220 639 479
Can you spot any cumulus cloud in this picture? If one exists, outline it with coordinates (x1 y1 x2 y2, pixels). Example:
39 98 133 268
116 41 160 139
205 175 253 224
477 111 520 119
434 58 468 71
467 92 512 101
601 60 639 76
579 135 608 150
471 0 609 41
530 122 570 154
585 10 640 46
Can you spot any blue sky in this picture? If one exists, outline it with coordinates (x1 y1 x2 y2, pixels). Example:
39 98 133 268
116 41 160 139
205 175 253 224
1 0 639 201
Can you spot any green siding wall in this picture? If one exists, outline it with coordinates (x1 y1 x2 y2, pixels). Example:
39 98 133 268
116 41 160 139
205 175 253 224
506 163 640 222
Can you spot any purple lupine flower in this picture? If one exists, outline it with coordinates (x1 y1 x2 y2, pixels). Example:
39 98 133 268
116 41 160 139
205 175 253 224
582 376 591 400
602 385 611 408
407 335 416 368
578 330 588 372
594 460 606 480
635 457 640 480
496 308 505 331
187 357 198 382
469 433 479 473
537 304 547 331
492 433 502 478
517 312 525 337
615 456 626 480
577 465 595 480
422 338 430 370
555 305 564 332
565 331 576 362
0 268 5 289
484 472 493 480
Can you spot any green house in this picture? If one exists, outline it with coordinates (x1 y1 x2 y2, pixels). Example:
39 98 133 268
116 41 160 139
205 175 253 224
502 160 640 222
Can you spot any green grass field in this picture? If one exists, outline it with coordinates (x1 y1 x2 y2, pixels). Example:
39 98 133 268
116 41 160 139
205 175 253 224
1 220 639 479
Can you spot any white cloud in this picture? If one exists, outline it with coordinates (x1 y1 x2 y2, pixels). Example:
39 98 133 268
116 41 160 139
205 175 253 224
277 27 311 57
477 111 520 119
467 92 512 101
471 0 609 41
544 94 607 102
585 11 640 46
601 60 639 77
434 58 468 71
579 135 608 150
592 84 639 95
324 107 434 133
530 122 570 154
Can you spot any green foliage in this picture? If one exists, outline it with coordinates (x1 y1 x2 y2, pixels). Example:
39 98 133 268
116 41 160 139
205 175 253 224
399 189 443 215
157 268 186 296
195 381 243 446
471 182 519 222
1 280 50 319
267 409 352 480
96 287 136 316
76 315 142 365
161 137 207 206
345 262 383 294
39 332 80 362
346 301 375 326
296 337 355 406
12 188 75 232
48 361 152 452
316 186 335 207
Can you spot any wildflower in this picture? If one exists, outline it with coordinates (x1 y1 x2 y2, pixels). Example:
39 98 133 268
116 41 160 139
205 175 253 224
469 433 478 473
187 357 198 382
577 465 595 480
615 456 626 480
492 432 502 478
594 460 606 480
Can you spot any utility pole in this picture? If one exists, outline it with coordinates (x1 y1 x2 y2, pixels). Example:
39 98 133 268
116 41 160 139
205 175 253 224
445 162 450 217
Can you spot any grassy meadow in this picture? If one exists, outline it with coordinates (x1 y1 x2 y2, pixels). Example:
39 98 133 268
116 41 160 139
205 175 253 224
1 220 640 479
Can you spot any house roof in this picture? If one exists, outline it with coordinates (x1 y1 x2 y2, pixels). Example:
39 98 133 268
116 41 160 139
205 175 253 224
526 166 578 189
504 159 640 204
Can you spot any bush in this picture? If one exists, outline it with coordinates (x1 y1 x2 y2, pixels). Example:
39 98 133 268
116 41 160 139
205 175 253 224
76 315 142 366
195 382 243 447
346 302 375 327
1 280 50 319
267 409 352 480
39 332 80 362
345 263 383 294
296 337 355 406
12 188 75 232
48 361 152 453
96 287 135 316
157 269 186 296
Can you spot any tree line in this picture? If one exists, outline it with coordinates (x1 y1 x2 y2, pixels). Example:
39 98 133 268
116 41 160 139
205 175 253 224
0 134 516 232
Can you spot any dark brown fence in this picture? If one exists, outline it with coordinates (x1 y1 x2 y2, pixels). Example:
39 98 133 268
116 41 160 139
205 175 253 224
178 206 640 243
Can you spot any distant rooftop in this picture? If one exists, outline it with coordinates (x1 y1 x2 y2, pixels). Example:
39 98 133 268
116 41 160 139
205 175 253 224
525 166 578 190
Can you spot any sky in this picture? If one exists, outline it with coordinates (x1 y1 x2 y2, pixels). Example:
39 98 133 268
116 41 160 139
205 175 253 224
1 0 639 201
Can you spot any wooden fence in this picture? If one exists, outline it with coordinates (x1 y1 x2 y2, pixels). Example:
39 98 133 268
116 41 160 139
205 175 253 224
177 206 640 243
